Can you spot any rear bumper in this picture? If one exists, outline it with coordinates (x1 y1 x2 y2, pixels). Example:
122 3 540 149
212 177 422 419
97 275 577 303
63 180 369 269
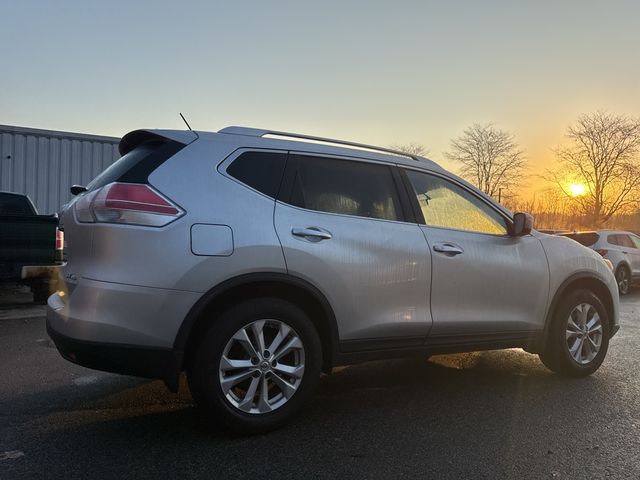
46 279 200 391
46 319 181 382
46 277 200 347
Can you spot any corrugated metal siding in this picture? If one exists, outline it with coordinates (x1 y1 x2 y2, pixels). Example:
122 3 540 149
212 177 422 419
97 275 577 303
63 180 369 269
0 125 120 214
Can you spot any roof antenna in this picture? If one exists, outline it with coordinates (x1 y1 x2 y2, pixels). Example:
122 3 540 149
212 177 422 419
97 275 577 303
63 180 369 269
179 112 193 130
179 112 199 140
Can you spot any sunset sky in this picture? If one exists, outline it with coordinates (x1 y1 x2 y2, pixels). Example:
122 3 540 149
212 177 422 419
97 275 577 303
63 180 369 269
2 0 639 199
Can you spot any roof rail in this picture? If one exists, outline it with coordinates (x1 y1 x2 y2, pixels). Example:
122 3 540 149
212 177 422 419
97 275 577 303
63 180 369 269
218 126 421 162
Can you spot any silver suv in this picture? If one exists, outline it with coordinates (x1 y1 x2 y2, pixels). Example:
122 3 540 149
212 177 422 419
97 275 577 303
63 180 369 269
560 230 640 295
47 126 620 433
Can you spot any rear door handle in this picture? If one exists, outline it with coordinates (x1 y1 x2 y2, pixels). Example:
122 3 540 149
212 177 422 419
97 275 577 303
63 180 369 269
291 227 333 241
433 242 464 256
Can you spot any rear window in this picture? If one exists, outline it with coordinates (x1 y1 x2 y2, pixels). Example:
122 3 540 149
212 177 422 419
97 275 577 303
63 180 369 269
0 194 35 216
561 232 600 246
85 140 184 192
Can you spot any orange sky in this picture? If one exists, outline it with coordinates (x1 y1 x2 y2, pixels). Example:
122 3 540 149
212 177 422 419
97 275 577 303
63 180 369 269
1 1 639 204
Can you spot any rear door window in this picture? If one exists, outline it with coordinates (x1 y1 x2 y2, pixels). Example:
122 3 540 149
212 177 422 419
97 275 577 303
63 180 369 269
285 155 403 221
608 234 635 248
617 235 635 248
607 234 620 246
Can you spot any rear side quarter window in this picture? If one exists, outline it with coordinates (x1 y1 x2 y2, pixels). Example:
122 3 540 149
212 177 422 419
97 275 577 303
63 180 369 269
226 151 287 199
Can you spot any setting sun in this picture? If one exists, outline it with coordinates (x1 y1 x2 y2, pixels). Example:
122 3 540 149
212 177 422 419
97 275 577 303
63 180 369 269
568 183 587 197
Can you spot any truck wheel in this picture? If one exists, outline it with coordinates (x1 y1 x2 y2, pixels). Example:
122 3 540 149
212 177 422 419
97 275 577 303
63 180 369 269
188 297 322 434
31 281 49 305
539 289 610 377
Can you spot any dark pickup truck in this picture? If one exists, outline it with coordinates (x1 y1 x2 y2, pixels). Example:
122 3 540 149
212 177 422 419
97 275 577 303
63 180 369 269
0 192 62 303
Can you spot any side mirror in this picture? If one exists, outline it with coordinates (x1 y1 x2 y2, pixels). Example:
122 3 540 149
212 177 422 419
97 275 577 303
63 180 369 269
511 212 534 237
70 185 87 196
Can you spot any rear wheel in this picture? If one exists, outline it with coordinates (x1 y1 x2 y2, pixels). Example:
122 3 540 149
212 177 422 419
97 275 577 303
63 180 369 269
188 297 321 434
615 265 630 295
539 289 610 377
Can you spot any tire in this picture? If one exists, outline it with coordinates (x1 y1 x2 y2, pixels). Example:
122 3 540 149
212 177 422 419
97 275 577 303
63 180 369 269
31 281 49 305
615 265 630 295
187 297 322 434
539 289 610 377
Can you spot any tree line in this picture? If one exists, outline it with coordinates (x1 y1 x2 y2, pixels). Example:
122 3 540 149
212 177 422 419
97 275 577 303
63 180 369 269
393 111 640 231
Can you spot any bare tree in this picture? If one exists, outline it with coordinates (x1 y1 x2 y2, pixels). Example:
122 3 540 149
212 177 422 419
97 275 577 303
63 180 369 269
445 123 526 199
388 143 429 157
549 111 640 227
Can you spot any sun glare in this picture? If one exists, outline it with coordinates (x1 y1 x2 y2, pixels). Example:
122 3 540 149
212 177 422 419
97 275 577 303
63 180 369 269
568 183 587 197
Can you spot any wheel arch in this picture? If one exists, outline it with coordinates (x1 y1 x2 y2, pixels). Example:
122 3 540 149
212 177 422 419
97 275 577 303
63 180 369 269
175 273 339 375
542 272 616 346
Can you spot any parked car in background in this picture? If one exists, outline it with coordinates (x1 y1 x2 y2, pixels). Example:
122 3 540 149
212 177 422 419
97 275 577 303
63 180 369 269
559 230 640 295
0 192 63 303
47 126 620 434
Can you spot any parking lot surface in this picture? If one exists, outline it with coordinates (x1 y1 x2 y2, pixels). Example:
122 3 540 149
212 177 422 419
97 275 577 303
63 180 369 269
1 287 639 479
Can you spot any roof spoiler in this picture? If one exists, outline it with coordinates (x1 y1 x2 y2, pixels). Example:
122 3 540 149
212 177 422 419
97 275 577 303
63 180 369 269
119 129 198 155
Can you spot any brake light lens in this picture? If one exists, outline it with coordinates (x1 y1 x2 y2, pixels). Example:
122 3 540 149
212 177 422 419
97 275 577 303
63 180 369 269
55 228 64 251
595 248 608 257
75 183 183 227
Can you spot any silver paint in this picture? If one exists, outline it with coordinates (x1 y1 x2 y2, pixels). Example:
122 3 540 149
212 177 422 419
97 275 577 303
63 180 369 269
48 126 620 358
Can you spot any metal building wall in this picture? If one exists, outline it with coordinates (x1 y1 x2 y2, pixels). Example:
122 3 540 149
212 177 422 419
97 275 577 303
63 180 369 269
0 125 120 214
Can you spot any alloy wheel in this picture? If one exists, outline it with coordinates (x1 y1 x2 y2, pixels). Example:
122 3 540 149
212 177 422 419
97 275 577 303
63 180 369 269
565 303 603 365
616 267 629 295
218 319 305 414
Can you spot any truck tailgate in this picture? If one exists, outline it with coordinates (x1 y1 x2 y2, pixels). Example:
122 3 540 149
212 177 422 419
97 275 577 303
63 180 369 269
0 215 58 279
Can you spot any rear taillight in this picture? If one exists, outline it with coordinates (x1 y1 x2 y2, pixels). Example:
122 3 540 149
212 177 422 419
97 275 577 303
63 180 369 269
595 249 608 257
75 182 183 227
55 228 64 251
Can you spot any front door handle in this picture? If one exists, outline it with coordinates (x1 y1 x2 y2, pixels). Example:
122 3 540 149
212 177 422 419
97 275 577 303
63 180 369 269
291 227 333 241
433 242 464 256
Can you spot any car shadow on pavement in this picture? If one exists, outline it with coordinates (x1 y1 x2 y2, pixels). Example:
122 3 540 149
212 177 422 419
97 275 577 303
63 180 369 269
5 349 624 479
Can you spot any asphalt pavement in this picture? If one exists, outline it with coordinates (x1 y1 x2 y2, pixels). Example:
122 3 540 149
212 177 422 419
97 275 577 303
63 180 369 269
1 287 639 479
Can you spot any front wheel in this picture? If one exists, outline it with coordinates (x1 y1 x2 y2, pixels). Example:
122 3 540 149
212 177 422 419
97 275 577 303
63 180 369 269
188 298 322 434
539 289 610 377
